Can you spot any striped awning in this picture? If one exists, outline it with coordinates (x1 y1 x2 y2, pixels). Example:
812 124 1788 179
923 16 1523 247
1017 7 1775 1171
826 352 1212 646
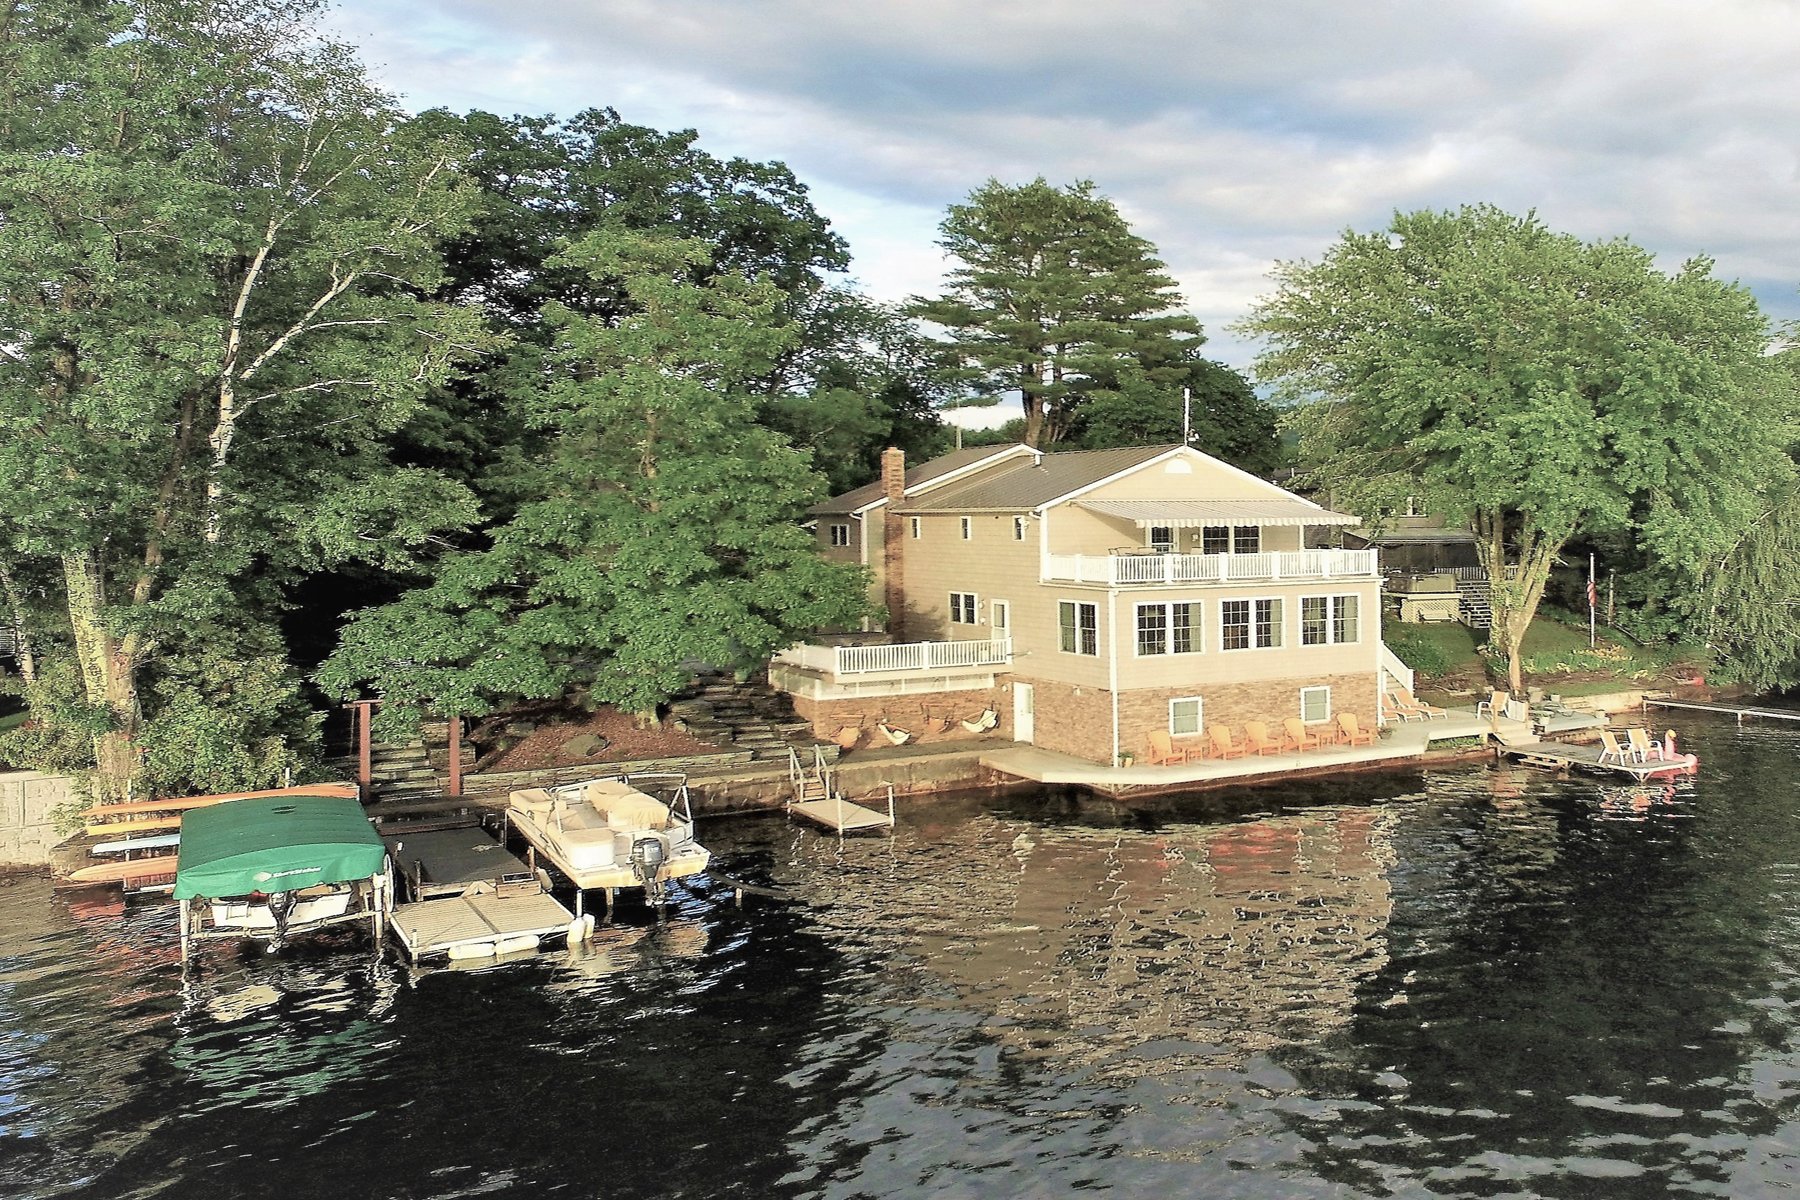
1077 498 1361 528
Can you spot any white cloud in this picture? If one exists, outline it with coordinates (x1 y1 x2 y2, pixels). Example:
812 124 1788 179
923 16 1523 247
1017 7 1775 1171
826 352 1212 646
322 0 1800 373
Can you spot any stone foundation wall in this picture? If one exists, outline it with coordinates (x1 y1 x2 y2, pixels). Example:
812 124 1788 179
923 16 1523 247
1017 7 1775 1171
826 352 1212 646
0 771 75 868
1026 678 1113 762
794 688 1006 749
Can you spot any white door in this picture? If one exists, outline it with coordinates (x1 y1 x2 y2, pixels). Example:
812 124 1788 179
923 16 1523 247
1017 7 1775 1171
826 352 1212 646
1013 682 1035 744
990 600 1010 642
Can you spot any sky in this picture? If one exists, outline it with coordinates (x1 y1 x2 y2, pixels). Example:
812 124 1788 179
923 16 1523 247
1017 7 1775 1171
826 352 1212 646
323 0 1800 381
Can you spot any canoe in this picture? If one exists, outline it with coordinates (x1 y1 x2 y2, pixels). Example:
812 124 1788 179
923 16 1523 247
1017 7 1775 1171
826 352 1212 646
83 783 359 831
91 833 182 856
65 854 179 887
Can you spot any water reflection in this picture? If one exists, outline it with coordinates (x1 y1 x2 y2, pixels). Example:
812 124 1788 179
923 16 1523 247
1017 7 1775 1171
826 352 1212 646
2 716 1800 1197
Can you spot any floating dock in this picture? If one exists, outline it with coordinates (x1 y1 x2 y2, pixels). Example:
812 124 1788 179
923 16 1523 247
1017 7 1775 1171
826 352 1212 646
1500 741 1699 780
1644 699 1800 724
788 795 895 834
382 823 575 963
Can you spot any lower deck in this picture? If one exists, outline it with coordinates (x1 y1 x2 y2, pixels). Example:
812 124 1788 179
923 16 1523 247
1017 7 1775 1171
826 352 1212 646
389 891 574 962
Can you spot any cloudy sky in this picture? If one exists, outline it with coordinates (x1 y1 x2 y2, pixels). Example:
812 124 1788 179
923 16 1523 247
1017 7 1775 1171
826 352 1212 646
324 0 1800 374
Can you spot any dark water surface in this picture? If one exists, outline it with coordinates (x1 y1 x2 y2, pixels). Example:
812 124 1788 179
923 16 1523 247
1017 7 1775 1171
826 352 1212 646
4 714 1800 1198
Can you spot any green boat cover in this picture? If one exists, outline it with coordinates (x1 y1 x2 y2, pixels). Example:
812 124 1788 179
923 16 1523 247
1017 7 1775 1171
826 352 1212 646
174 795 386 900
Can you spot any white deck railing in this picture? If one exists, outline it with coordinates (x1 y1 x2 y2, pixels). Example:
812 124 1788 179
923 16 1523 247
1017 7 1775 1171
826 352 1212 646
777 638 1013 677
1041 548 1378 586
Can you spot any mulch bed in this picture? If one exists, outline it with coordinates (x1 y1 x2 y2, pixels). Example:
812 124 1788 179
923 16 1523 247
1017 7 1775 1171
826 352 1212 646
487 707 725 773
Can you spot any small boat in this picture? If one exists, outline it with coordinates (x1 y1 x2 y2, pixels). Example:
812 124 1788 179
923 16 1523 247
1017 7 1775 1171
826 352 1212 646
505 773 710 914
173 794 392 961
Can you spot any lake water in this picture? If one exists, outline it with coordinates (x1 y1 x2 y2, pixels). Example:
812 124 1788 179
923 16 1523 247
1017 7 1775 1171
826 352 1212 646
4 713 1800 1198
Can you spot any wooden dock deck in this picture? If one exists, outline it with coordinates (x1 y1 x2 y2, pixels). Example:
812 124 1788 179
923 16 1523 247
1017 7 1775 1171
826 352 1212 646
389 891 574 962
1644 699 1800 723
788 796 895 834
1501 741 1698 780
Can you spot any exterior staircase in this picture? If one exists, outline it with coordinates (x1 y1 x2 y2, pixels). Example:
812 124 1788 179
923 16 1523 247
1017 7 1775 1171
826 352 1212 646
668 676 825 762
324 739 441 802
1457 577 1494 629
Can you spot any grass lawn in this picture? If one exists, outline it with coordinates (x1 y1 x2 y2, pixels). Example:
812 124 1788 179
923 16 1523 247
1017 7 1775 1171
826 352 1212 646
1386 608 1704 695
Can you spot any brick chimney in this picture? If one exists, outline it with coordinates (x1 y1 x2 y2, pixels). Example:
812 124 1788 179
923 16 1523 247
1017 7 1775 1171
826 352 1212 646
881 446 906 639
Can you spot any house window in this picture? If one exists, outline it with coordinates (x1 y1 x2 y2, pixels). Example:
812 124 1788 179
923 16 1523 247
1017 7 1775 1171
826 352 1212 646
1300 686 1331 724
1013 516 1028 541
1149 525 1175 552
1135 601 1203 656
1170 696 1204 737
960 516 972 540
1222 598 1283 650
950 592 979 624
1301 594 1360 645
1233 525 1260 554
829 523 850 547
910 517 921 540
1201 526 1231 555
1058 600 1098 656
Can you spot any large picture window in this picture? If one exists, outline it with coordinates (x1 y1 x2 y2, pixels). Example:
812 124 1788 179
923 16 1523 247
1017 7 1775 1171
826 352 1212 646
1222 597 1283 650
1135 601 1203 656
1059 600 1098 656
1301 594 1360 645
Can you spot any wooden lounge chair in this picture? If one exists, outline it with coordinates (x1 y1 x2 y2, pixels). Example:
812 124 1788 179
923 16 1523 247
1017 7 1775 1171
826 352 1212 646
1598 729 1634 765
1208 725 1247 759
1243 721 1282 756
1380 694 1410 723
832 716 865 752
1476 689 1510 720
1390 688 1448 720
1336 712 1376 745
1145 730 1193 766
876 718 911 746
960 708 999 733
1282 717 1326 752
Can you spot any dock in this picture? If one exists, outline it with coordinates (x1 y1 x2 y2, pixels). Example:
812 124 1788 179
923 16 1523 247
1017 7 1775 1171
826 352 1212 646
382 823 575 963
1643 699 1800 724
1499 741 1698 780
788 794 895 834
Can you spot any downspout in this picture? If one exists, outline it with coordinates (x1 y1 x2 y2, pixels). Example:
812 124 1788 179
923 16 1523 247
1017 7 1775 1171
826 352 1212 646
1108 588 1120 768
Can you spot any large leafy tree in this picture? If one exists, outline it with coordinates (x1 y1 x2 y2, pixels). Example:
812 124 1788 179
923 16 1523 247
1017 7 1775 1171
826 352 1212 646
910 178 1202 448
0 0 494 795
1242 205 1785 692
319 232 868 725
1071 354 1283 474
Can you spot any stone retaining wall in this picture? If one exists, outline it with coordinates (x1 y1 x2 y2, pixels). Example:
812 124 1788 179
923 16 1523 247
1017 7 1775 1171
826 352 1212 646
0 771 74 869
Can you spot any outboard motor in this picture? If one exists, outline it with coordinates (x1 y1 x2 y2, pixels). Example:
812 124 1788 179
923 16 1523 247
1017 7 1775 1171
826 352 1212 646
630 836 669 907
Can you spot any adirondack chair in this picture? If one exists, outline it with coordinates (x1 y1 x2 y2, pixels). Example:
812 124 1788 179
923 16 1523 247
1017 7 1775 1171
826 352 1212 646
1336 712 1377 745
1208 725 1248 759
1282 717 1326 752
1243 721 1282 756
1144 730 1192 766
1391 688 1448 720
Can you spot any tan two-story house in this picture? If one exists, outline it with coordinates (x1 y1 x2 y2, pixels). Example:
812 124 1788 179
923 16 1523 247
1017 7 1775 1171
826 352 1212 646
774 443 1405 767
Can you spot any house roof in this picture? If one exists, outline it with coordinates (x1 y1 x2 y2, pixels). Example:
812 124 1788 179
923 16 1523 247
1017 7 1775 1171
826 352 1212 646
897 446 1172 513
1078 498 1360 528
806 445 1031 516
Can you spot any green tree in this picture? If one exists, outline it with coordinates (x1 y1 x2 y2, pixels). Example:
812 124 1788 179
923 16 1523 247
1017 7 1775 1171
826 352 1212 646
1242 205 1783 693
319 232 868 724
910 178 1202 449
0 0 493 795
1072 355 1283 474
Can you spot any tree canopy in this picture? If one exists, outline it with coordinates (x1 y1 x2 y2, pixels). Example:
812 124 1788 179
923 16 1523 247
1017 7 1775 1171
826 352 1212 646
1241 204 1788 691
910 178 1202 448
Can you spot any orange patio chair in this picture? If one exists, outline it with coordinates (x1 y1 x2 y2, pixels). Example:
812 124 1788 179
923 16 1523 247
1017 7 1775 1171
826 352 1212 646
1391 687 1447 720
1243 721 1282 756
1208 725 1248 759
1144 730 1193 766
1282 717 1326 752
1336 712 1377 745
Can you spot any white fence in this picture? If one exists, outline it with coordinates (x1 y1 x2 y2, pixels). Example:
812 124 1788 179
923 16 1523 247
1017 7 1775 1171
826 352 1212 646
777 638 1013 677
1042 548 1378 586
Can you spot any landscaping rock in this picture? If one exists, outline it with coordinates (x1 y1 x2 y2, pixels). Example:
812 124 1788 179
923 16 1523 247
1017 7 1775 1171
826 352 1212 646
561 733 609 758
